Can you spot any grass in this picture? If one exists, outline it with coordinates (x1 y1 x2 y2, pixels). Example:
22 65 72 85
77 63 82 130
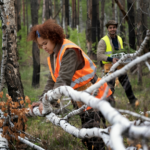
19 63 150 149
20 64 86 150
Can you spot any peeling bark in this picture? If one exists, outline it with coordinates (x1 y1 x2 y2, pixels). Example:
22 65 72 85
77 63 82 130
0 0 24 102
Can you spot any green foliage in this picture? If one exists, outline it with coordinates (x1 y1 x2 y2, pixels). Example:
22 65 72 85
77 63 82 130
67 26 87 53
17 25 32 63
113 46 136 54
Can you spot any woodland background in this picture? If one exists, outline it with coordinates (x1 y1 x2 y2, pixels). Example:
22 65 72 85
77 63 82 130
0 0 150 149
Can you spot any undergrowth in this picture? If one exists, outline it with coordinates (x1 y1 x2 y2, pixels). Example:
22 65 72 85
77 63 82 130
19 63 150 150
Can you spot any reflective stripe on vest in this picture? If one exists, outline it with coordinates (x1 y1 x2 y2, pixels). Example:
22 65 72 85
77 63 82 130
47 39 97 89
102 35 123 64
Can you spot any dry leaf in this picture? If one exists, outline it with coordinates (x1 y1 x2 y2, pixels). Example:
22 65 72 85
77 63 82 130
28 104 31 108
136 144 142 150
4 113 8 117
20 100 24 105
0 91 3 98
6 94 9 98
20 133 25 138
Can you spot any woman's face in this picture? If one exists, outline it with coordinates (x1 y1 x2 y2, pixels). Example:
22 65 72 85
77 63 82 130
37 37 55 54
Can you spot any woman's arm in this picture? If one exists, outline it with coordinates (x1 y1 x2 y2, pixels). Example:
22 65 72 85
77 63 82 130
39 73 55 101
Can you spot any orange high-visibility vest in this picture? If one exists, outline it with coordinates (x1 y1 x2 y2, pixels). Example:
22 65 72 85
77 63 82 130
47 39 112 110
47 39 97 89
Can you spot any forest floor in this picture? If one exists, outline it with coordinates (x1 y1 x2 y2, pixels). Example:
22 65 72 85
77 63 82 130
19 61 150 150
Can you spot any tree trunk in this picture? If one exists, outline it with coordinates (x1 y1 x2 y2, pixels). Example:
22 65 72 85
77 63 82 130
112 0 115 20
26 0 29 34
45 0 50 20
100 0 105 38
92 0 99 61
0 0 25 102
79 0 83 32
22 0 25 26
72 0 76 29
65 0 69 26
49 0 53 19
77 0 79 26
86 0 92 59
127 0 136 50
30 0 40 88
42 0 46 23
15 0 21 32
119 0 125 42
86 0 99 61
141 0 149 50
136 0 143 85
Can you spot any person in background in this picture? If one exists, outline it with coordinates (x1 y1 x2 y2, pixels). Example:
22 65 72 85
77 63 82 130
97 20 138 107
28 19 113 150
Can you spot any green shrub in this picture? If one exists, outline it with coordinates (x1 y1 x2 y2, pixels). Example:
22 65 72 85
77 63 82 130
67 27 87 53
17 25 32 63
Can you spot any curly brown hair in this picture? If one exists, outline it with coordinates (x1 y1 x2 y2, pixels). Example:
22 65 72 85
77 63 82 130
27 19 65 44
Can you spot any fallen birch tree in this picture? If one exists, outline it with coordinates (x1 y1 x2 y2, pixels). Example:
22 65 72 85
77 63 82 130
0 1 150 149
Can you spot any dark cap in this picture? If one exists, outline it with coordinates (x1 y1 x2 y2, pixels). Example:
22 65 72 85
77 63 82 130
105 20 118 28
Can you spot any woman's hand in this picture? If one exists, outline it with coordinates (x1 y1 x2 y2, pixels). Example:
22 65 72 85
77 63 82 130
31 102 43 114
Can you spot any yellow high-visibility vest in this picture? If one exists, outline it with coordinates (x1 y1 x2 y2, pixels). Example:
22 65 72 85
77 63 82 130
102 35 123 64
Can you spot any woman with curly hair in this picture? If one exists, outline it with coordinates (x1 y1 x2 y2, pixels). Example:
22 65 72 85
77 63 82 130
28 19 113 150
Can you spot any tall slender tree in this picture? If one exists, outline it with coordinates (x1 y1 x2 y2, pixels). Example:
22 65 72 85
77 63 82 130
136 0 143 85
86 0 99 60
30 0 40 88
100 0 105 38
49 0 53 19
22 0 25 26
42 0 46 23
127 0 136 50
119 0 125 41
45 0 50 20
112 0 115 20
15 0 21 32
0 0 24 102
26 0 29 34
65 0 69 26
72 0 76 29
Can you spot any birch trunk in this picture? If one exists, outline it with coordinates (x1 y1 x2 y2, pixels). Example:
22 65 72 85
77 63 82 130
0 0 25 102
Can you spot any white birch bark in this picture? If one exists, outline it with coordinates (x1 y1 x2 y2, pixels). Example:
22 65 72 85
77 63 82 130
86 52 150 93
0 2 7 91
0 129 9 150
110 30 150 72
17 136 44 150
